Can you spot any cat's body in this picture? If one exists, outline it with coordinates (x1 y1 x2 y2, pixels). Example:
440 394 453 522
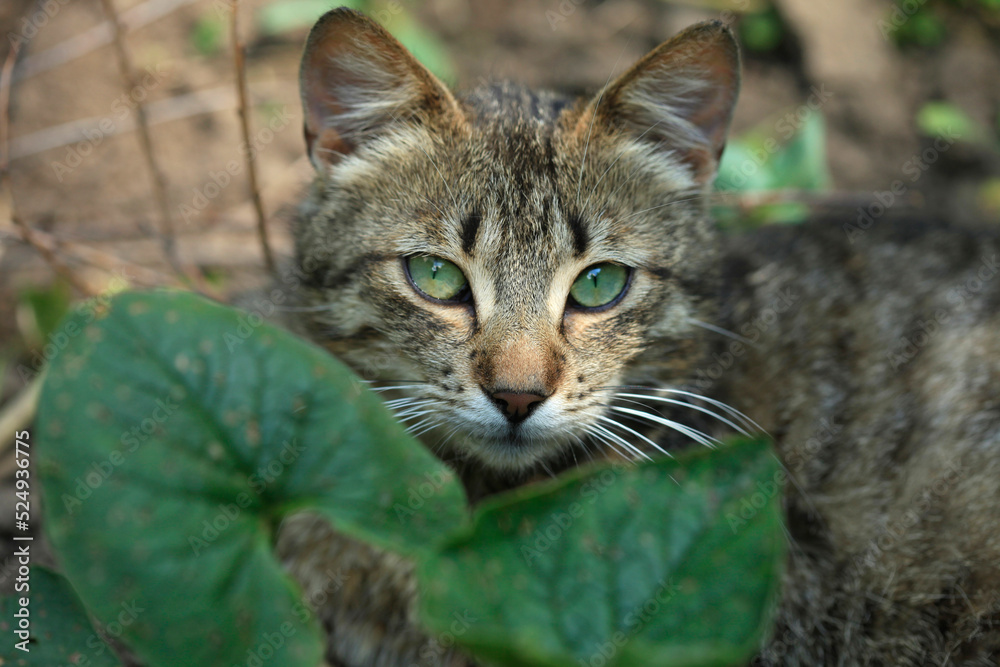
278 8 1000 666
715 218 1000 665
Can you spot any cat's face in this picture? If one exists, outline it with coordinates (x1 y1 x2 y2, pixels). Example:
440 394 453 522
294 10 740 472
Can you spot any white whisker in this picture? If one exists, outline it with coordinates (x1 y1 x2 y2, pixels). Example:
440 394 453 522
687 318 757 346
610 406 720 449
611 386 766 435
590 422 650 462
613 393 751 437
368 384 429 393
582 424 632 462
595 415 671 459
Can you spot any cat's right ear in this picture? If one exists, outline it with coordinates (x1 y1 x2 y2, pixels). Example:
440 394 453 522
299 8 460 170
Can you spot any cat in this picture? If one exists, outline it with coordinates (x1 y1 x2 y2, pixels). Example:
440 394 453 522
278 7 1000 666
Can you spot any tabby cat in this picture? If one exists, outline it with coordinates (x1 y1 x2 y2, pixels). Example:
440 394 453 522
278 8 1000 666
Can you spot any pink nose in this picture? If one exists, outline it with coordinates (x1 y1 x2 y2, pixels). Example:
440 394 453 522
491 391 547 423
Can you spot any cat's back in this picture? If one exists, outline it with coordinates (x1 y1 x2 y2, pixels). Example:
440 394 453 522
716 216 1000 665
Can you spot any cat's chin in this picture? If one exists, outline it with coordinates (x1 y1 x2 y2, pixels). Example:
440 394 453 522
451 429 577 473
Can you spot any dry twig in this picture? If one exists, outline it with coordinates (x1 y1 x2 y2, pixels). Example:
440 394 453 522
230 0 276 275
8 0 200 86
98 0 205 290
1 226 177 287
1 45 93 297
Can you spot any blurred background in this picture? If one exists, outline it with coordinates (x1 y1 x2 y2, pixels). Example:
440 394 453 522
0 0 999 529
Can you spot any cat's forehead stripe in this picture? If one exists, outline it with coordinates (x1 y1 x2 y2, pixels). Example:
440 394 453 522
460 210 482 255
566 213 588 257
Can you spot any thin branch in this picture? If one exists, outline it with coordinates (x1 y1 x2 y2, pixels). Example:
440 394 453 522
2 226 176 287
1 45 93 297
9 82 297 160
230 0 276 275
98 0 204 290
7 0 200 87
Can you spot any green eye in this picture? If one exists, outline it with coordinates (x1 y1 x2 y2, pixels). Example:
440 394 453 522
569 263 630 309
406 256 469 302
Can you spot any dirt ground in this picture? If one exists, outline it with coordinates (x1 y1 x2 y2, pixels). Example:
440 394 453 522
0 0 999 570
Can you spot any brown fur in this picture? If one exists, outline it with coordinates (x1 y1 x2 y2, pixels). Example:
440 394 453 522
278 8 1000 666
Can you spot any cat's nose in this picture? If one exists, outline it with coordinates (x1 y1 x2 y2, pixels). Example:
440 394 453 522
489 391 548 424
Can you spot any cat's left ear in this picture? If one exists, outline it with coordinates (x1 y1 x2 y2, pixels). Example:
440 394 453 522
587 21 741 185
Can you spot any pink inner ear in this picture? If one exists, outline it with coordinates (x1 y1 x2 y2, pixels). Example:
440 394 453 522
305 125 353 167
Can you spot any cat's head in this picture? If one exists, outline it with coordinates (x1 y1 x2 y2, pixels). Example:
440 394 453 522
293 8 740 472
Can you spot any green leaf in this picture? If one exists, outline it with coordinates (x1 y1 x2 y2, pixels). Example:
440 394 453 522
37 290 468 667
257 0 364 36
890 8 946 49
716 111 829 193
191 14 226 57
389 12 455 83
739 10 784 53
0 567 121 666
17 280 72 349
916 101 985 143
418 438 785 667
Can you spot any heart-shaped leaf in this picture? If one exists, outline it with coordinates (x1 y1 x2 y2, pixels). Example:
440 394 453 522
418 438 784 667
0 567 121 667
37 290 468 667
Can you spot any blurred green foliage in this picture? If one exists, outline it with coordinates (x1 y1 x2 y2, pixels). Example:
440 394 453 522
17 280 72 349
738 7 785 53
714 111 830 227
190 13 227 56
256 0 454 81
916 101 988 143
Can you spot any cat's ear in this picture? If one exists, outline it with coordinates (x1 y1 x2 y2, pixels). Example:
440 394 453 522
587 21 740 184
299 8 460 170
